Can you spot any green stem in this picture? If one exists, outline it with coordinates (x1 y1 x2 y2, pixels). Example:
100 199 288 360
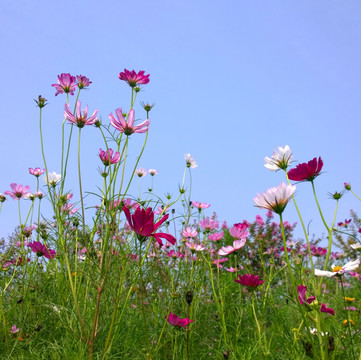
77 128 86 238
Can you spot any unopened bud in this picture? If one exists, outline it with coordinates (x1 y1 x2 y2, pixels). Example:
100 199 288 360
186 290 193 305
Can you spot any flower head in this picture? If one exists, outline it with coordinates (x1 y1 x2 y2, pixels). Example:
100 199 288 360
199 217 219 230
314 259 360 277
184 153 197 168
229 224 249 240
123 206 176 246
192 201 210 209
254 183 296 214
167 312 193 328
52 73 77 96
320 303 335 316
29 168 45 177
297 284 316 305
264 145 293 171
27 241 56 259
344 182 351 191
185 242 205 252
43 172 61 186
234 274 264 289
99 148 120 166
109 108 150 135
64 101 98 128
148 169 158 176
182 226 197 238
4 184 31 200
11 325 20 334
135 168 147 177
76 75 92 89
287 157 323 182
218 239 246 256
118 69 150 88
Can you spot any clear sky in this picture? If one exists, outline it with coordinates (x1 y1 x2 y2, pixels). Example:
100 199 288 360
1 0 361 244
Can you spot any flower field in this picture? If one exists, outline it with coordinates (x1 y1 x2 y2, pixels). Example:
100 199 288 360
1 70 361 360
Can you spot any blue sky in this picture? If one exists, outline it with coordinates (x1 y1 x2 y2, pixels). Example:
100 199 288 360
1 1 361 245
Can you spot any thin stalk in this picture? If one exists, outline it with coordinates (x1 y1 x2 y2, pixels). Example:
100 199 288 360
77 128 86 238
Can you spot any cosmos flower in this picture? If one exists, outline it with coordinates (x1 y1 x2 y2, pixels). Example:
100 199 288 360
229 223 249 240
185 242 205 252
11 325 20 334
287 157 323 182
199 217 219 230
64 101 98 128
234 274 264 289
76 75 92 89
218 239 246 256
135 168 147 177
109 108 150 135
184 153 197 168
29 168 45 177
123 206 176 246
192 201 210 209
254 183 296 214
182 226 198 238
167 312 193 328
297 284 315 305
208 231 224 241
52 73 77 96
4 184 31 200
264 145 293 171
99 148 120 166
43 172 61 186
314 259 360 277
118 69 150 87
27 241 56 259
320 304 335 316
148 169 158 176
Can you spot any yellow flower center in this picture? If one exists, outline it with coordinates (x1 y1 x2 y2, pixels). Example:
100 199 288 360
332 266 342 272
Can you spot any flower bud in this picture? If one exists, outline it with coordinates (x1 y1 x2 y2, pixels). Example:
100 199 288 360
34 95 47 108
186 290 193 305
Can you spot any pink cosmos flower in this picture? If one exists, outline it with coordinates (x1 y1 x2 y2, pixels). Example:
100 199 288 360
254 183 296 215
118 69 150 87
29 168 45 177
76 75 92 89
167 250 184 259
148 169 158 176
209 231 224 241
61 203 79 215
218 239 246 256
27 241 56 259
184 153 197 168
99 148 120 166
52 73 77 96
4 183 31 200
192 201 210 209
182 226 197 238
11 325 20 334
213 258 228 268
320 303 335 316
22 224 36 238
64 101 98 128
199 217 219 230
154 205 169 215
234 274 264 289
167 312 193 328
287 157 323 182
135 168 147 177
109 108 150 136
185 242 205 252
226 266 242 272
123 206 176 246
229 224 249 240
297 284 316 305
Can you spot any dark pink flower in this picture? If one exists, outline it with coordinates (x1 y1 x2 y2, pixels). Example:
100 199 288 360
234 274 264 289
29 168 45 177
4 183 31 200
76 75 92 89
167 312 193 328
109 108 150 136
64 101 98 128
123 206 176 246
118 69 150 88
99 148 120 166
287 157 323 182
52 73 77 96
320 303 335 316
27 241 56 259
297 284 316 305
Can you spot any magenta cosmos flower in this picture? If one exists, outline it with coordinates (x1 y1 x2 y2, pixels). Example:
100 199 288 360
287 157 323 182
27 241 56 259
52 73 77 96
297 284 316 305
64 101 98 128
76 75 92 89
234 274 264 289
99 148 120 166
167 312 193 328
254 183 296 215
4 183 31 200
218 239 246 256
29 168 45 177
118 69 150 87
109 108 150 136
123 206 176 246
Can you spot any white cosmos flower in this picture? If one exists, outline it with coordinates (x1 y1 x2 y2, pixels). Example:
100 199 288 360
315 258 360 277
351 243 361 250
184 153 197 169
43 172 61 186
254 183 296 215
264 145 293 171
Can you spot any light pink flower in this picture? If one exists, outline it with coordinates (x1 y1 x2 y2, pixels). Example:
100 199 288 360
64 101 98 128
109 108 150 136
148 169 158 176
218 239 246 256
29 168 45 177
185 242 205 252
209 231 224 241
135 168 147 177
192 201 210 209
184 153 197 168
11 325 20 334
52 73 77 96
229 224 249 240
4 183 31 200
118 69 150 87
182 226 197 238
199 217 219 230
99 148 120 166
